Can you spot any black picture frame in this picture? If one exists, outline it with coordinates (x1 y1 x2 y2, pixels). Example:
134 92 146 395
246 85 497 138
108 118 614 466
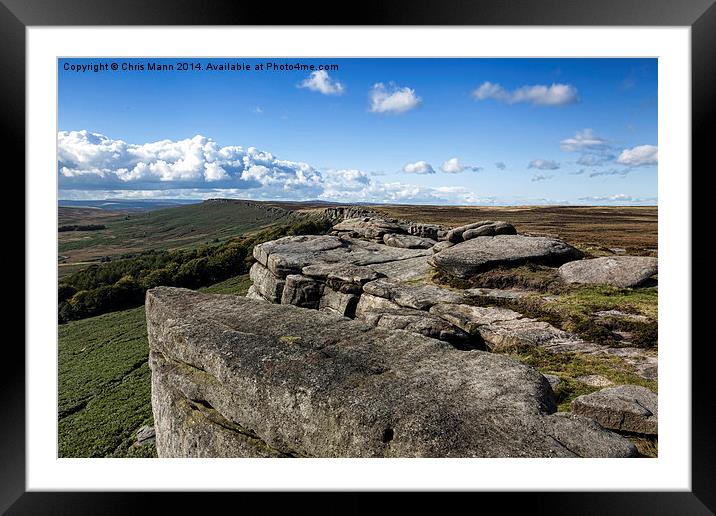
6 0 714 513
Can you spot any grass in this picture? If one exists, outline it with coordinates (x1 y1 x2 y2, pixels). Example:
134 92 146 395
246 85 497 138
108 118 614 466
58 274 250 457
507 346 658 412
58 200 298 263
434 267 658 349
58 306 154 458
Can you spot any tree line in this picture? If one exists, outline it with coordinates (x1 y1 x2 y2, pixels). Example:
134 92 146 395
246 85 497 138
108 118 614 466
58 224 107 232
58 218 333 323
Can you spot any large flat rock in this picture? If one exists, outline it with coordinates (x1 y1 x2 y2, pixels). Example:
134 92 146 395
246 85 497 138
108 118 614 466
429 234 583 278
558 256 658 288
147 287 636 458
362 278 465 310
571 385 658 435
254 235 430 278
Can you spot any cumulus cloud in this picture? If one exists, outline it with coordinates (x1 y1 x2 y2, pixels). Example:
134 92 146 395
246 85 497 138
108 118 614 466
440 158 482 174
560 129 616 168
58 130 497 205
298 70 345 95
472 81 578 106
369 82 421 114
617 145 658 167
531 174 554 182
402 160 435 174
495 162 507 170
528 159 560 170
58 130 324 197
560 129 608 152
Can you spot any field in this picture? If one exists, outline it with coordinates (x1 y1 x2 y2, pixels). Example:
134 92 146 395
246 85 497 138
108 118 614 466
352 205 658 253
58 199 298 267
58 274 252 458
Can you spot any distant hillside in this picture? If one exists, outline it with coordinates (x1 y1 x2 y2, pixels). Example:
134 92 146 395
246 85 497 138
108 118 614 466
59 199 201 211
58 199 299 265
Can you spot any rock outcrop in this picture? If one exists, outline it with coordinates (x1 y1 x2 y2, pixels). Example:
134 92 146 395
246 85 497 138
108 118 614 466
446 220 516 243
247 220 656 381
558 256 658 288
571 385 658 435
429 234 583 278
147 287 637 458
249 235 434 309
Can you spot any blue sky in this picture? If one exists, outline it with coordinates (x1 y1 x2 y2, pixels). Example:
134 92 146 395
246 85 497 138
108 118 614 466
58 58 657 205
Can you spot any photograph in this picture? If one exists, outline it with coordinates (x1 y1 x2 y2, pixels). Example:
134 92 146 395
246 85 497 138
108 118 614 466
56 56 660 459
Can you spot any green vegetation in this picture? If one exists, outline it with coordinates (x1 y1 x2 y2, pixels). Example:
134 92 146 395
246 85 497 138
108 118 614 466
58 217 332 322
58 224 106 232
59 306 155 457
434 263 564 292
58 273 251 458
506 346 658 412
434 267 657 349
58 200 298 257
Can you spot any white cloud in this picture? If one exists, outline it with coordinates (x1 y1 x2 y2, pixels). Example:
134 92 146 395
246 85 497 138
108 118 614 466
617 145 658 167
298 70 345 96
59 130 498 205
589 168 631 178
472 81 578 106
495 162 507 170
531 174 554 182
369 82 421 114
578 194 657 204
402 160 435 174
528 159 560 170
58 130 324 198
440 158 482 174
560 129 608 152
577 153 615 167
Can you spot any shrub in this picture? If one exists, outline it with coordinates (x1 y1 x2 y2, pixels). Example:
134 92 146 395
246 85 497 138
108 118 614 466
58 217 334 322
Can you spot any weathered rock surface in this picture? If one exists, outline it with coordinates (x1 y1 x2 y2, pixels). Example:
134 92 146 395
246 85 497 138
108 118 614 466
281 274 323 309
446 221 516 243
328 215 448 242
318 287 359 317
368 256 432 282
571 385 658 435
357 306 476 349
383 233 436 249
430 234 583 278
332 217 404 242
558 256 658 288
251 235 431 310
432 240 455 253
302 262 381 294
543 374 561 390
147 287 636 457
249 262 285 303
363 278 465 310
464 287 532 301
135 425 156 446
575 375 614 387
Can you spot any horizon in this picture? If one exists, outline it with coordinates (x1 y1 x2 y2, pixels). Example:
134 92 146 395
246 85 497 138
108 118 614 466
58 57 658 206
57 197 658 208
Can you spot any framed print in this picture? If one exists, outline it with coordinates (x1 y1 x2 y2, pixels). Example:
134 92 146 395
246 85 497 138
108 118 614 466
7 0 715 512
